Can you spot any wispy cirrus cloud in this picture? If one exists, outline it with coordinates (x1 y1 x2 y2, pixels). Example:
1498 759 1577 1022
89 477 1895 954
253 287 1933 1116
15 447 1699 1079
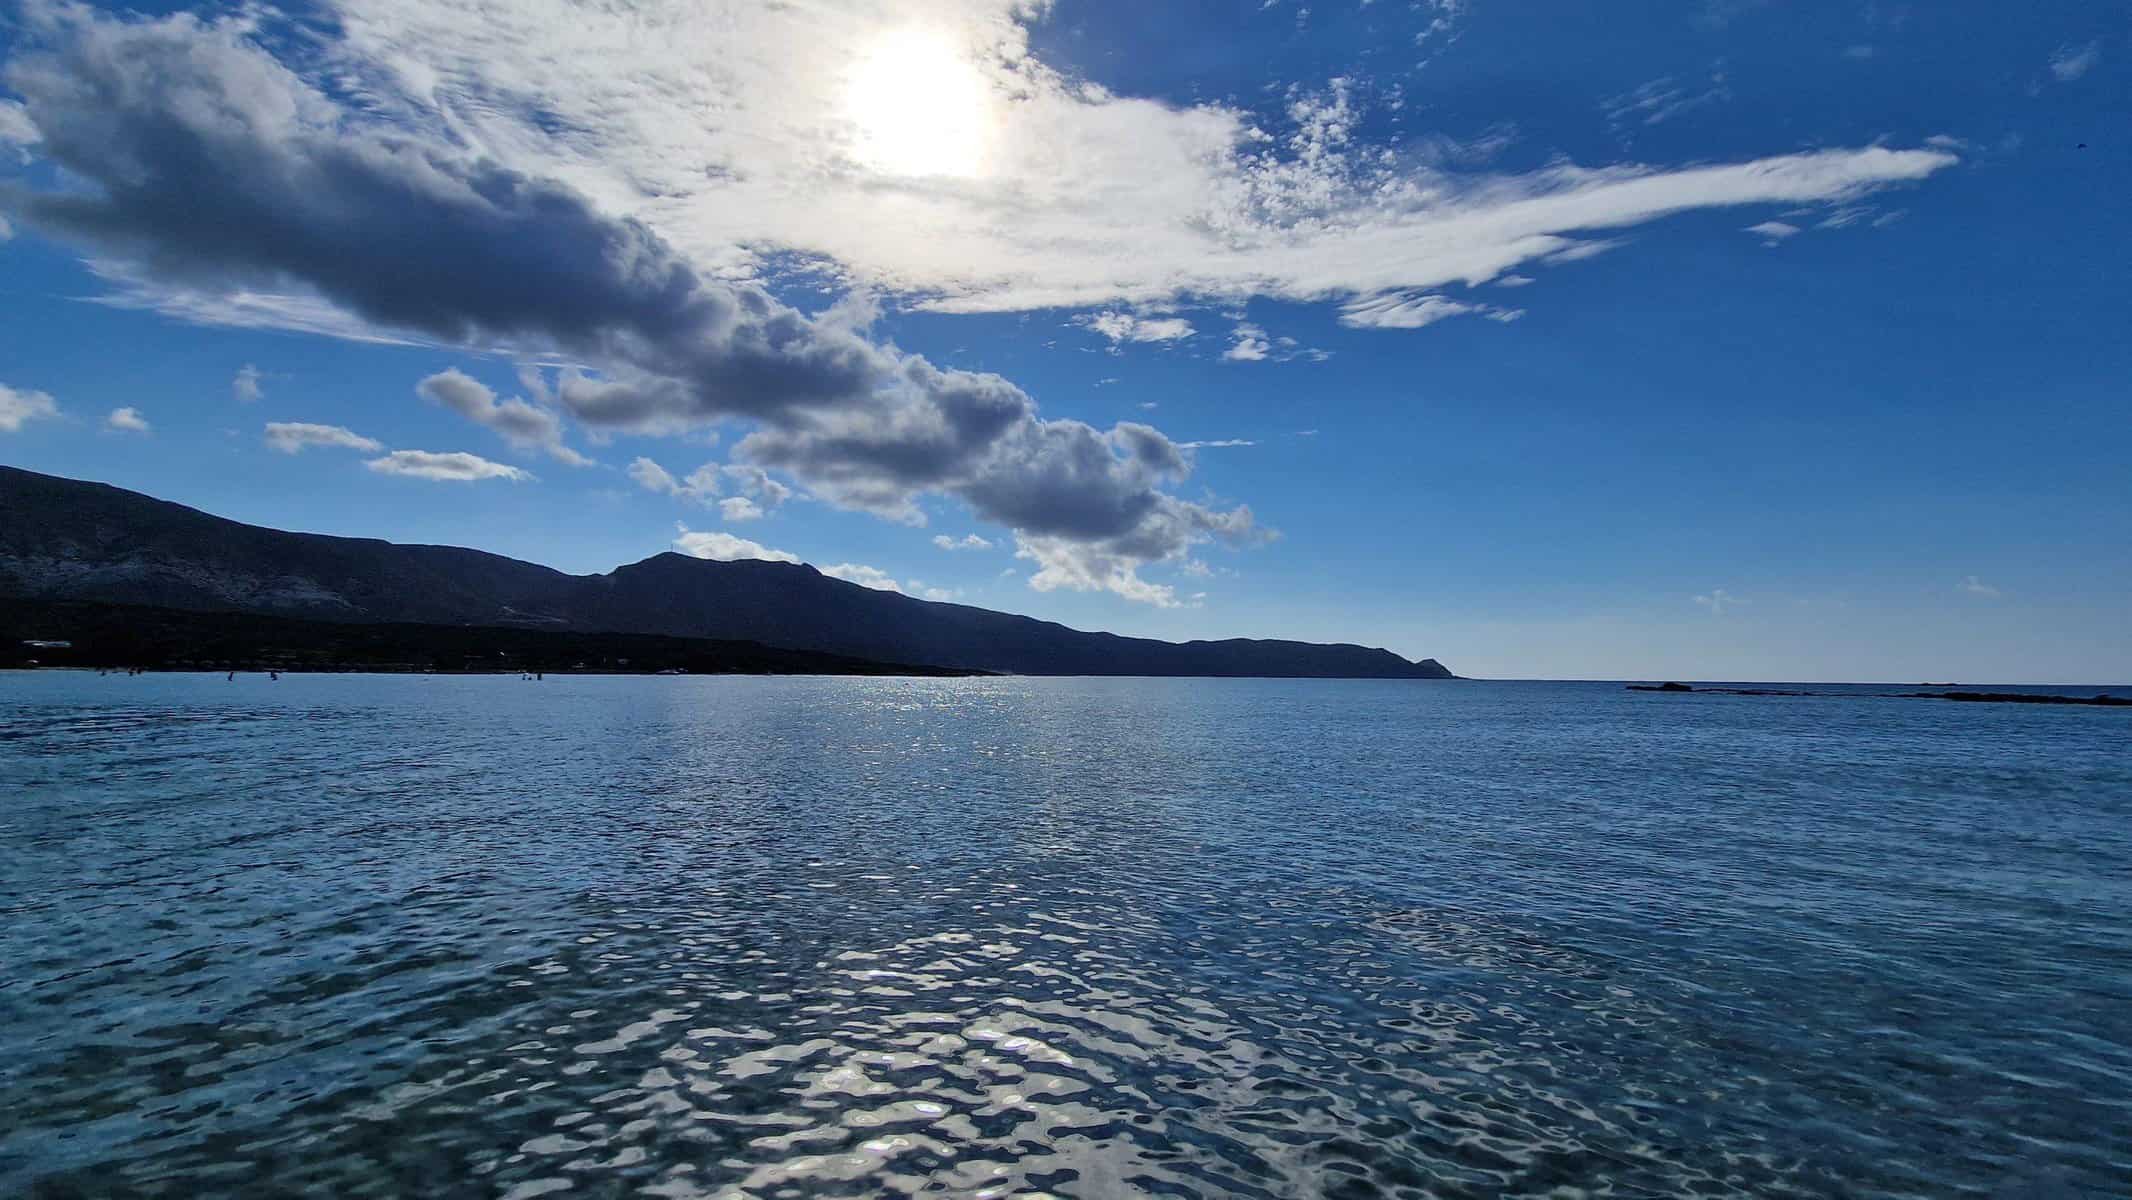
264 421 384 454
1603 73 1731 135
1694 588 1743 615
1339 292 1522 330
2049 41 2101 83
48 0 1955 324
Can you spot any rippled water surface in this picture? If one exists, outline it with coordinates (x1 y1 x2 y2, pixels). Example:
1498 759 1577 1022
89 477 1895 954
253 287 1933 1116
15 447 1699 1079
4 673 2130 1197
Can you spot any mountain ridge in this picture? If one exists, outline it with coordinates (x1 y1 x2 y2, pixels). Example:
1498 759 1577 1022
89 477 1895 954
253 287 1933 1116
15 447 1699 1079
0 465 1456 679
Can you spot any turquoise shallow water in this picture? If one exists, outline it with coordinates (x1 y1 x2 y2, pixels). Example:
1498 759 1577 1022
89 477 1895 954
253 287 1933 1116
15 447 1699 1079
3 673 2129 1197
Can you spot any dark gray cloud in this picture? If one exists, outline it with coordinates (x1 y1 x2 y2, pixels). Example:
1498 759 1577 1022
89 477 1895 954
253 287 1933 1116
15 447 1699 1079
0 4 1257 599
4 7 869 424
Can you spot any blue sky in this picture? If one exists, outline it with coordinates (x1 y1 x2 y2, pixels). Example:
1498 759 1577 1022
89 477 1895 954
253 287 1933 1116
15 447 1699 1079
1 0 2126 682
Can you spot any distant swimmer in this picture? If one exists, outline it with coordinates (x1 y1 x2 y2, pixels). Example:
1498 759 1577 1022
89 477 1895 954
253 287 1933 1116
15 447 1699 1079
227 670 235 681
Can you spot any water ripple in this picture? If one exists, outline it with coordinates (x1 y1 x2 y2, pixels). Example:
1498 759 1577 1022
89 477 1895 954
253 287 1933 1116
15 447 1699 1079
3 674 2129 1196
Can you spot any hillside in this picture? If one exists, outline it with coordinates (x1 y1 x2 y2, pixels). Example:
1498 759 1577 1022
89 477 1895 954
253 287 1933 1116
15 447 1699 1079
0 466 1456 679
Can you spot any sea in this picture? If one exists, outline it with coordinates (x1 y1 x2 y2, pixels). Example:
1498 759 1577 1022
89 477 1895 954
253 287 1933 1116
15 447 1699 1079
3 673 2129 1197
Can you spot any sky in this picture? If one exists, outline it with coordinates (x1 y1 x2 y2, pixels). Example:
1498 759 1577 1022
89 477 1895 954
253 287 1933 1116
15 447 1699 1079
0 0 2126 683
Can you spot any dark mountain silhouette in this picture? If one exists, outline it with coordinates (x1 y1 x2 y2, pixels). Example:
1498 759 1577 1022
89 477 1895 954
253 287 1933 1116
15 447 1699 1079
0 465 1456 678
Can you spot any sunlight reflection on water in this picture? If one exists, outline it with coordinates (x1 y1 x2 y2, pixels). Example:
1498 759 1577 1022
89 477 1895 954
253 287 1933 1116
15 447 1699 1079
2 673 2128 1196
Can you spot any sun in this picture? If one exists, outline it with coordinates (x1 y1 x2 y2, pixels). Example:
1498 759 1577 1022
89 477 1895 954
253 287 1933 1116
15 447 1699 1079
843 29 995 179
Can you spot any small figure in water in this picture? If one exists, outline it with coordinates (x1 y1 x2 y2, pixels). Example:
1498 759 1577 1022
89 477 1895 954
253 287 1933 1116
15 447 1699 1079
227 670 235 681
270 671 280 681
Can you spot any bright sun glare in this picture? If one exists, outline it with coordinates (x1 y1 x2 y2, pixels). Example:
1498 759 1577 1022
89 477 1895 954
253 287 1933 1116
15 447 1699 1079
844 30 994 179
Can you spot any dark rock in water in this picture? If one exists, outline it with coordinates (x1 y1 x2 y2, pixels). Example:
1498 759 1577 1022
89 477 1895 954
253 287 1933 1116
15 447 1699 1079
1621 683 2127 708
1901 691 2131 707
0 465 1456 679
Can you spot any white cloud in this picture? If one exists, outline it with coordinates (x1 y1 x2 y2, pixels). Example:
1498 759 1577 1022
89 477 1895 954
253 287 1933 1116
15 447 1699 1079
2050 41 2101 82
1221 320 1325 362
1494 273 1534 288
1081 311 1195 345
932 533 996 551
1018 533 1189 608
364 449 532 482
0 98 38 159
672 523 799 563
1603 74 1731 131
629 456 746 510
0 3 1958 607
1339 292 1520 329
232 363 263 403
1745 220 1802 243
1543 239 1624 265
1694 588 1743 615
235 0 1952 319
627 456 681 495
264 421 384 454
1223 323 1272 361
1958 575 2002 599
102 406 150 433
1179 438 1256 449
721 463 795 509
0 214 12 241
822 562 903 591
818 564 960 601
417 367 591 466
0 383 60 432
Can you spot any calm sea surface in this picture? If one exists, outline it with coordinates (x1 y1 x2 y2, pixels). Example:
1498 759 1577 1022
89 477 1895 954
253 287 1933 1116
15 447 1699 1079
3 673 2129 1198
